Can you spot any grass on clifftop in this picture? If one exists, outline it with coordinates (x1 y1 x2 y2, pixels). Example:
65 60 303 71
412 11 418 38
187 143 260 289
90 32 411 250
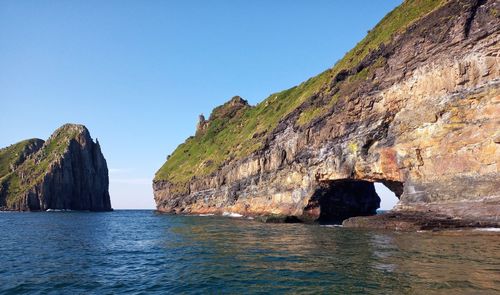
155 72 331 193
333 0 447 75
155 0 448 193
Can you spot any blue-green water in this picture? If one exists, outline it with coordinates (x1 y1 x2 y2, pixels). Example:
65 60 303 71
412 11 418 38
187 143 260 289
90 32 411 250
0 210 499 294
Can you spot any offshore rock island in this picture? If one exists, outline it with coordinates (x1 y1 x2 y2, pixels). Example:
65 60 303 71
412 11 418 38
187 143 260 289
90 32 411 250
154 0 499 229
0 124 112 211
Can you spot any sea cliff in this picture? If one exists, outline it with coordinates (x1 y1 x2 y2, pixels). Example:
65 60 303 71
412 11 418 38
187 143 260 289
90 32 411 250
154 0 499 229
0 124 112 211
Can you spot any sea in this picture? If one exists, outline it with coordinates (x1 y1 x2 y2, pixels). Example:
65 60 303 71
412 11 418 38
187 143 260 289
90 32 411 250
0 210 499 294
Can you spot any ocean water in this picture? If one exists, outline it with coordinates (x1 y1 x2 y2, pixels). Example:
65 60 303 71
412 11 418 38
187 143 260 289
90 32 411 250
0 210 499 294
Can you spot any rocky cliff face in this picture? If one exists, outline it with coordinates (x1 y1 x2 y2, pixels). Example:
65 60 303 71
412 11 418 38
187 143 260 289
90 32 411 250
154 0 499 228
0 124 112 211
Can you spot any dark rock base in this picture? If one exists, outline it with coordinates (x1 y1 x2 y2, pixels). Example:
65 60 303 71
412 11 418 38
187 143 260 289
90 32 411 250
343 211 500 231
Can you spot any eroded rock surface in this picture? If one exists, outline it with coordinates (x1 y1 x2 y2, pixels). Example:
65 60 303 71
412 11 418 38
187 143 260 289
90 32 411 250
154 0 499 229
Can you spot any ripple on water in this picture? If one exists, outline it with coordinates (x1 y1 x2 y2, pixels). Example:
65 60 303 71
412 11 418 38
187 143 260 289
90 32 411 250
0 210 499 294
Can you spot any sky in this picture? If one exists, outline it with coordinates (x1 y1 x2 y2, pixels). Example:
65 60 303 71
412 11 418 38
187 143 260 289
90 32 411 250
0 0 402 209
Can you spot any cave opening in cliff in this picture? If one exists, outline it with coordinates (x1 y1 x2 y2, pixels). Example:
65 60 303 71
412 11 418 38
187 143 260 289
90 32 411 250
374 182 400 211
305 179 403 224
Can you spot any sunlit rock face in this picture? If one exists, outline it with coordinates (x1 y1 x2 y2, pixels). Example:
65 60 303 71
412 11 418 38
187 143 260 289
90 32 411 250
154 0 499 226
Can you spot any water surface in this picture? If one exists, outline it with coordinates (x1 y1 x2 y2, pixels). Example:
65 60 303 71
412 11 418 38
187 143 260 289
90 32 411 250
0 210 499 294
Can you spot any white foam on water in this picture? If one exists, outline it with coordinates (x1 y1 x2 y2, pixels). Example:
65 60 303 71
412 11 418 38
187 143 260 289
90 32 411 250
197 214 215 217
247 217 254 220
320 224 343 228
222 212 243 218
46 209 72 212
474 228 500 232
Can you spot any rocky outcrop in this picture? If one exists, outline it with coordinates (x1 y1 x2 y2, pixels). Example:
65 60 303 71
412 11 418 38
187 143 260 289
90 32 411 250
196 114 208 135
154 0 499 229
0 124 112 211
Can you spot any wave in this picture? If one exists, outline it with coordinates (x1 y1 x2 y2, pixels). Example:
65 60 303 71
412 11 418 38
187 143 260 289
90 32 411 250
474 228 500 232
46 209 72 212
320 224 343 228
222 212 243 218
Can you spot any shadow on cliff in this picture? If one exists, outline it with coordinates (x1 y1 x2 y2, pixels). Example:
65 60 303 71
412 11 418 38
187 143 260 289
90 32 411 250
304 180 403 224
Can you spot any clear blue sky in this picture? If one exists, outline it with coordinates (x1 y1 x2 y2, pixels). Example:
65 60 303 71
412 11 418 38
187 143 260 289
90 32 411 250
0 0 401 209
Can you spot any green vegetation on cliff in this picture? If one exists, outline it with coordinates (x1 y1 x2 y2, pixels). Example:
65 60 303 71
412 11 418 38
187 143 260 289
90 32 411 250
0 139 41 179
0 124 85 206
155 0 447 193
155 73 330 192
